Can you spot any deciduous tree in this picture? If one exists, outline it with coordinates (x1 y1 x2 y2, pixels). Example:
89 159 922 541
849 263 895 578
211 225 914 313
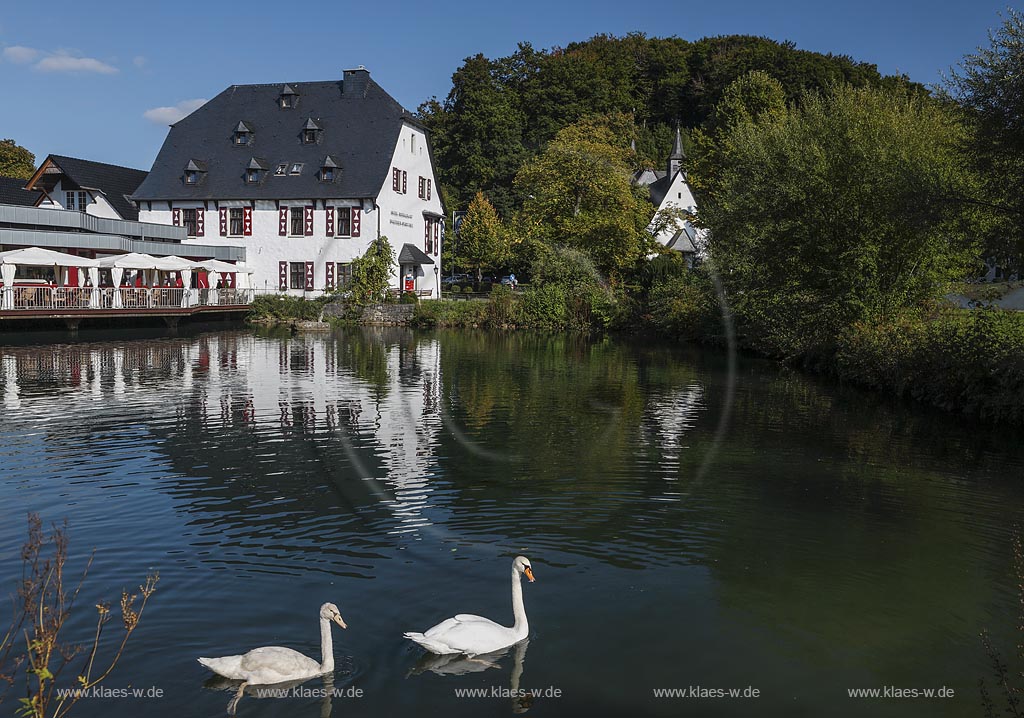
0 139 35 180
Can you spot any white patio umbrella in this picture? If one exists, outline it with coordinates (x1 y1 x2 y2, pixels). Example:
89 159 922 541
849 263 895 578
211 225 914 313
96 253 161 308
0 248 98 310
151 256 198 307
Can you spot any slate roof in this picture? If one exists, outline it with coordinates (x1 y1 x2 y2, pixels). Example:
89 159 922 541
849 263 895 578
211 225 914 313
34 156 148 220
133 70 420 202
0 176 41 206
397 243 434 265
647 174 674 206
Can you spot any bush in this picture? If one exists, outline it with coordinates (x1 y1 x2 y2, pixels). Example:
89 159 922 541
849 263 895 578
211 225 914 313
249 293 330 321
835 306 1024 423
400 291 419 305
412 299 489 328
647 269 719 340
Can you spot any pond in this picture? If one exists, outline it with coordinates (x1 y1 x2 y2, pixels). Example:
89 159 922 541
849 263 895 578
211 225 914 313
0 327 1021 717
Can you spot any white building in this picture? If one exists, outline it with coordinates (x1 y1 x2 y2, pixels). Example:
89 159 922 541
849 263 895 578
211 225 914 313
634 126 704 265
133 67 444 297
25 155 148 221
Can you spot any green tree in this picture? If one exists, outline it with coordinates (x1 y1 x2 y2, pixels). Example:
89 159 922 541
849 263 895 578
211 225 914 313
514 113 657 280
702 83 980 359
457 192 510 283
0 139 35 179
349 236 396 304
945 10 1024 273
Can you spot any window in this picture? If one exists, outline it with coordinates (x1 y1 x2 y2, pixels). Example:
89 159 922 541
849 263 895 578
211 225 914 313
336 263 352 288
290 207 304 236
336 207 351 236
182 208 198 237
185 170 198 184
411 134 416 154
229 208 244 236
281 95 294 109
289 163 303 175
234 133 249 145
289 262 305 289
275 164 287 176
66 191 88 212
392 167 401 192
303 129 316 144
321 166 334 182
246 169 260 184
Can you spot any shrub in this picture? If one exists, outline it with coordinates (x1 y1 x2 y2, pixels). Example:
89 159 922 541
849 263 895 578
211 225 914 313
412 299 489 328
400 291 419 305
249 294 330 321
835 306 1024 423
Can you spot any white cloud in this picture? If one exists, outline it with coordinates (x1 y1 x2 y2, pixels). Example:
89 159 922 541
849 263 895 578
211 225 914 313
143 98 208 125
3 45 39 64
34 51 118 74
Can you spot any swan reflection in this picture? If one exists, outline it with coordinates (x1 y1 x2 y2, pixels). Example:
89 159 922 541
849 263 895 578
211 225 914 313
409 638 532 713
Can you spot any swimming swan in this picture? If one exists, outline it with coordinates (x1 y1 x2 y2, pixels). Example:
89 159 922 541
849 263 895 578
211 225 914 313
198 602 346 713
405 556 534 657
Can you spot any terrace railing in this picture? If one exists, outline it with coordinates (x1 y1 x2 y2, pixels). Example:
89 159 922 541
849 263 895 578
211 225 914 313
0 285 254 312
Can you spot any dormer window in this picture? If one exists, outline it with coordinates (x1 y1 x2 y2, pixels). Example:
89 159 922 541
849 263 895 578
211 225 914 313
275 164 287 176
320 155 339 182
302 118 322 144
279 84 298 109
289 163 303 175
183 159 207 185
233 121 254 145
246 157 268 184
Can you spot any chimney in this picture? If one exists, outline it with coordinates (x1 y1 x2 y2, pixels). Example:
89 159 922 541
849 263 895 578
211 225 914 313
343 66 370 97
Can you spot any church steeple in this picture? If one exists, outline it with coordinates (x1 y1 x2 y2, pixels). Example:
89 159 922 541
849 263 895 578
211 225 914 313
668 122 685 178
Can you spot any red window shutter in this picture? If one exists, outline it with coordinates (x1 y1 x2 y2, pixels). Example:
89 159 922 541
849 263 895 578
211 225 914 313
392 168 399 192
402 171 407 194
325 207 335 237
304 261 314 290
172 208 180 226
418 177 424 199
219 207 227 236
196 208 205 237
424 218 431 250
351 208 361 237
434 220 440 256
278 261 288 291
243 206 253 236
326 262 335 289
304 205 314 236
278 207 288 236
427 179 432 201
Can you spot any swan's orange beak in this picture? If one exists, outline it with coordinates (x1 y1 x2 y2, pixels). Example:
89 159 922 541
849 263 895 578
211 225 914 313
524 567 535 583
333 615 348 629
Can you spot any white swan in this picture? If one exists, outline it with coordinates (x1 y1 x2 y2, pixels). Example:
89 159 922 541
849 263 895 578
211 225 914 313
198 602 346 713
405 556 535 657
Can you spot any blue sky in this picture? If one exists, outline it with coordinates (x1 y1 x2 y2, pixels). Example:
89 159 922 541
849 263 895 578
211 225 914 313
0 0 1013 171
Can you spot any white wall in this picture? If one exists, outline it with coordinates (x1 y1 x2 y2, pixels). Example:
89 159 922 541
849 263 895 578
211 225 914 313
37 179 122 219
377 121 445 298
650 172 706 258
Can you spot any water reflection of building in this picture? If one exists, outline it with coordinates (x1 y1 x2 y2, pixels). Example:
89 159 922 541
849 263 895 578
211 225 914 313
639 385 705 467
0 331 444 538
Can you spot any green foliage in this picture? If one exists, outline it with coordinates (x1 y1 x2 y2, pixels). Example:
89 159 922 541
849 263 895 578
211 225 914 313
700 81 980 359
349 236 396 305
0 139 35 180
514 113 656 279
411 299 489 328
420 33 921 218
249 294 330 321
645 264 720 341
944 9 1024 273
457 192 511 281
835 307 1024 423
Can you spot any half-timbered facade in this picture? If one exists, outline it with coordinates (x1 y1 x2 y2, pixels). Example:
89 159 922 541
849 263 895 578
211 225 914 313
132 67 444 296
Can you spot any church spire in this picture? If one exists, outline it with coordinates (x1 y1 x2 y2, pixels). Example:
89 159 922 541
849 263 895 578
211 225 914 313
668 121 685 177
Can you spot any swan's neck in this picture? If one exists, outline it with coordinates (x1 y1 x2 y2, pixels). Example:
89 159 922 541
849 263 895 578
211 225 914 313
318 616 335 674
511 568 528 637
